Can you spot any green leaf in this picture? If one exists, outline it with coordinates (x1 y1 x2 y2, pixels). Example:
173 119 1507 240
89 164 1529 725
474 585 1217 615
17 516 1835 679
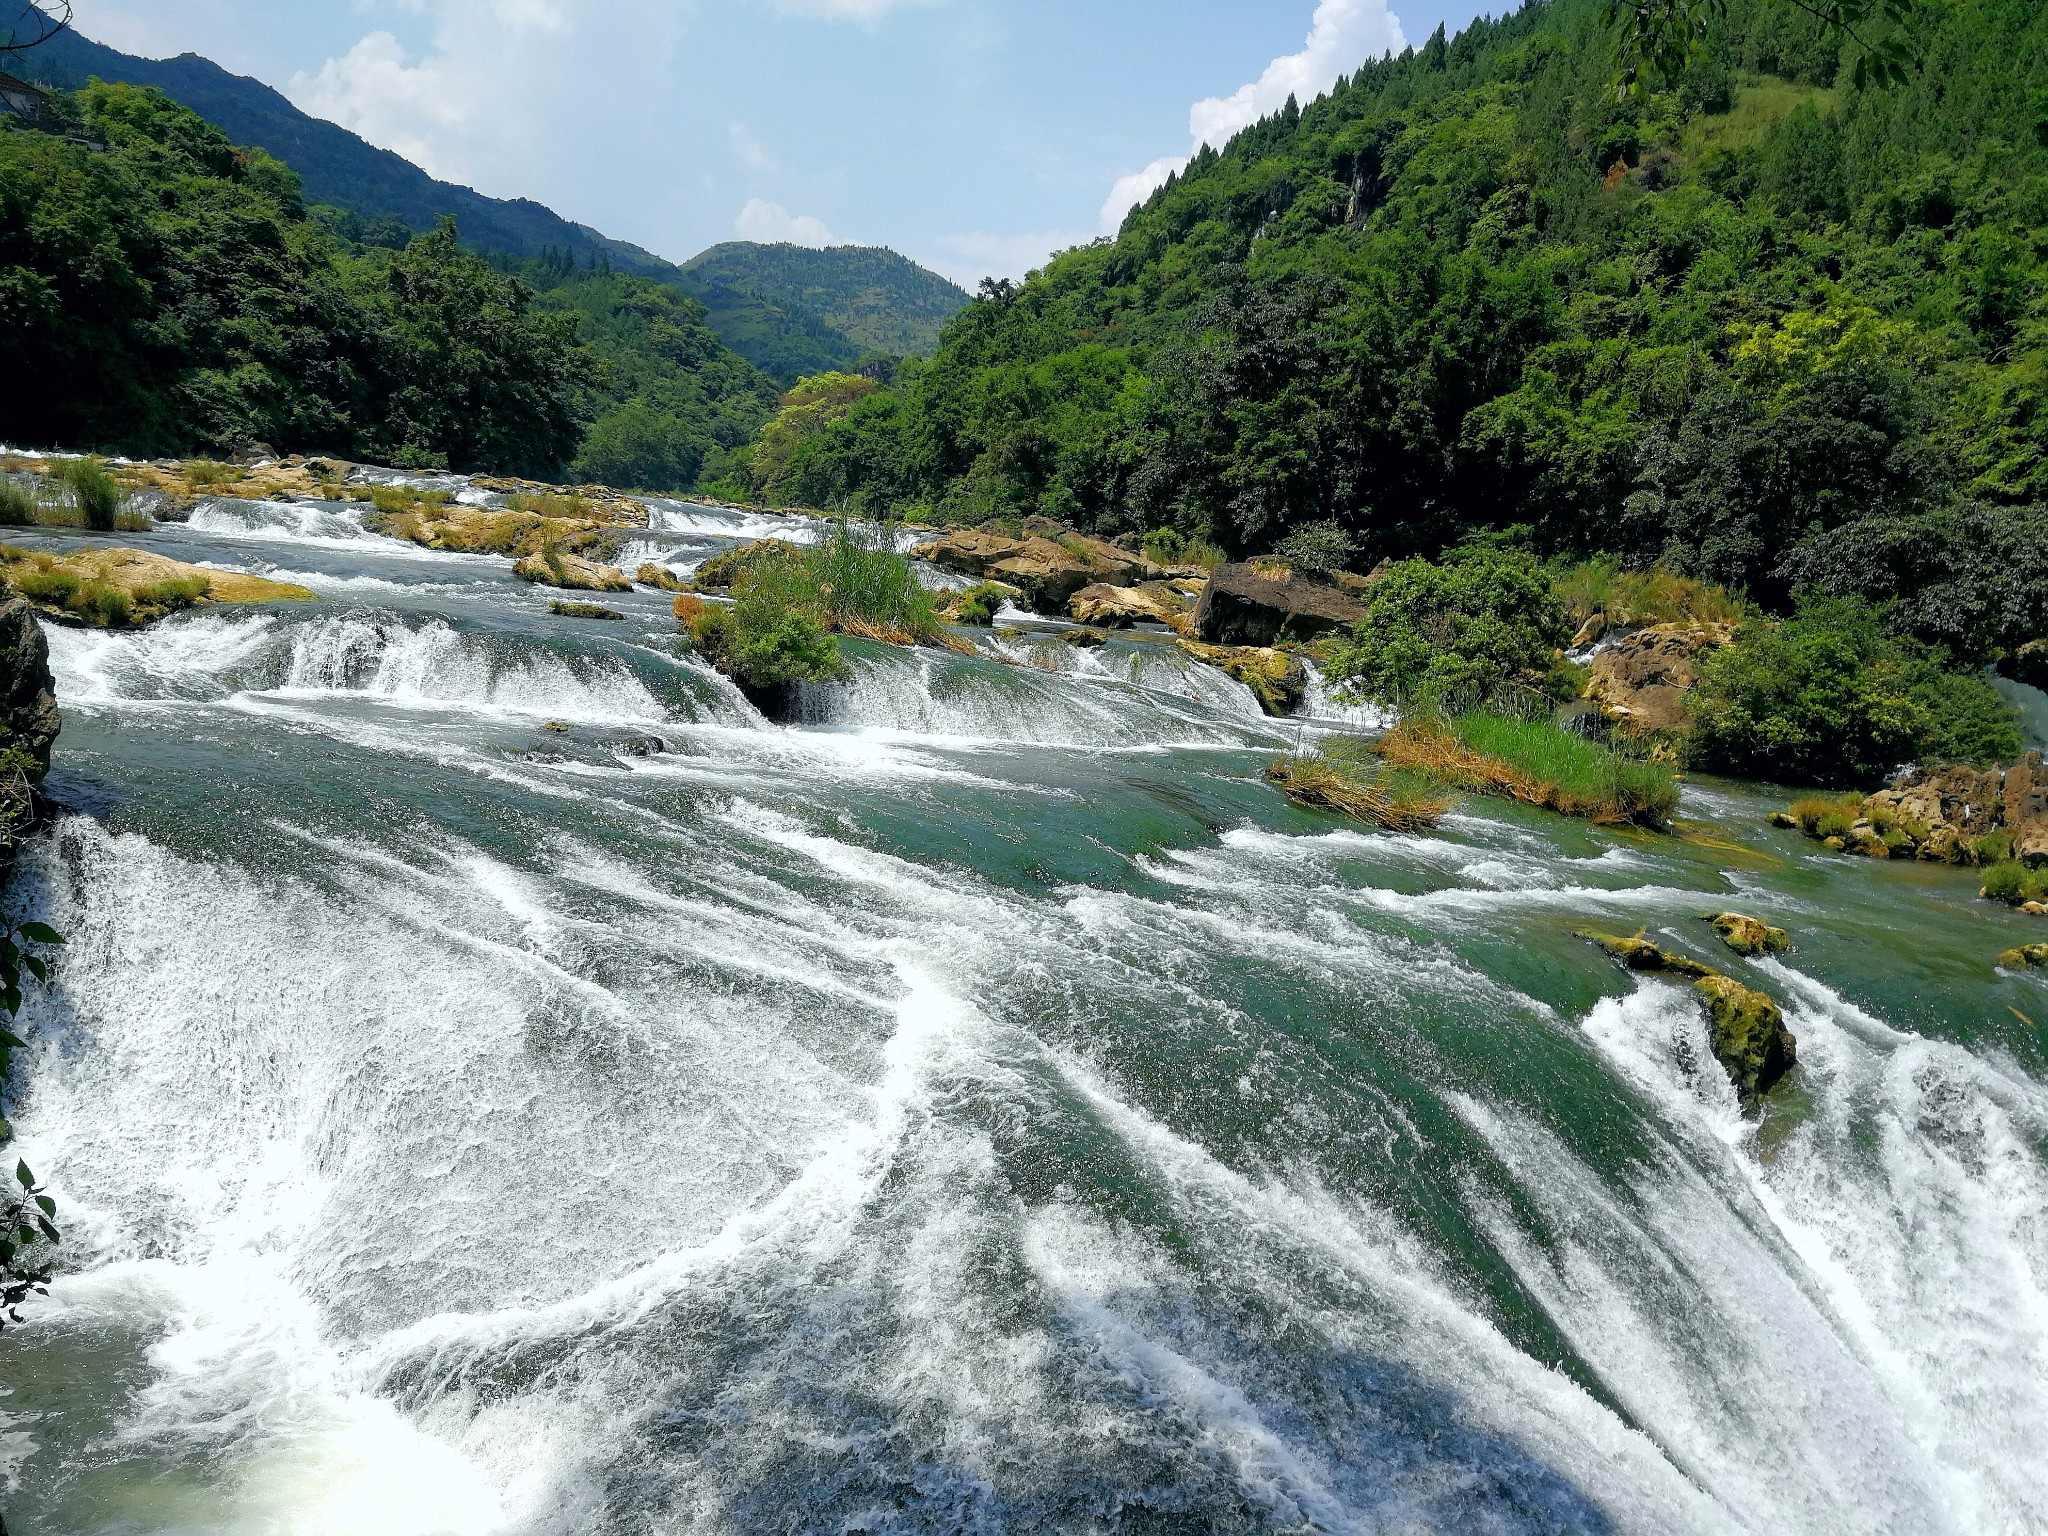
33 1195 54 1217
0 1030 23 1050
22 956 45 983
35 1217 57 1243
15 1162 33 1189
18 923 63 946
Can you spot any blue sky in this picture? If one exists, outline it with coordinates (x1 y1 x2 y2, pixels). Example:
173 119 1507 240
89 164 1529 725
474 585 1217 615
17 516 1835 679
65 0 1496 286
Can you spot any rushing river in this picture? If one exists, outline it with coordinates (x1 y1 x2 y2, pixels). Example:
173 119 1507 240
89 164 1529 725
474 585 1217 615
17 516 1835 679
1 485 2046 1535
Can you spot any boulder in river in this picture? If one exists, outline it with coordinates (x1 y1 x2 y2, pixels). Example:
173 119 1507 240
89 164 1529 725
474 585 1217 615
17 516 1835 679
1578 929 1798 1102
913 521 1158 614
1792 753 2048 879
1999 943 2048 969
1176 640 1308 717
0 598 61 778
1068 582 1189 632
1707 913 1791 957
514 551 633 593
1192 561 1369 647
1584 622 1735 735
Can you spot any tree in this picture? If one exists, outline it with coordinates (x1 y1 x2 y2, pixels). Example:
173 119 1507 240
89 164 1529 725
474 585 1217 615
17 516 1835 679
1607 0 1919 93
0 2 69 58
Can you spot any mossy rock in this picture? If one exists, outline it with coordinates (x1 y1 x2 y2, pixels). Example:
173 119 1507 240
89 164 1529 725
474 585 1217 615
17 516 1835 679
1693 974 1798 1100
691 539 802 591
1707 912 1791 958
1061 628 1109 649
1578 928 1797 1103
1999 943 2048 970
1576 929 1718 979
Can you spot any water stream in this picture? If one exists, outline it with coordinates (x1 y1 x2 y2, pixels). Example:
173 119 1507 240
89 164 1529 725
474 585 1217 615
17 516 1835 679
1 489 2045 1534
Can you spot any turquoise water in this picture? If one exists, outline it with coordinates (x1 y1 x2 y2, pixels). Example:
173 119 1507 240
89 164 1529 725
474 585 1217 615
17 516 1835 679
0 488 2044 1534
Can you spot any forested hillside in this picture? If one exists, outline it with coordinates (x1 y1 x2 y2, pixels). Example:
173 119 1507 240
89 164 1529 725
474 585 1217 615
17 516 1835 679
681 243 968 372
762 0 2048 659
0 81 774 480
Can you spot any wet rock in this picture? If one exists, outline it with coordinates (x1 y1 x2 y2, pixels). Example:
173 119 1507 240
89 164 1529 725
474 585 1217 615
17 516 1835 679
1693 974 1798 1100
1577 929 1718 979
1708 913 1791 957
1770 811 1799 829
514 551 632 593
1579 929 1797 1102
1999 942 2048 968
1570 613 1608 650
2021 901 2048 916
1192 561 1369 647
0 599 60 779
1069 582 1187 631
549 600 625 620
635 563 691 592
1584 622 1734 735
1176 640 1308 717
1060 628 1109 649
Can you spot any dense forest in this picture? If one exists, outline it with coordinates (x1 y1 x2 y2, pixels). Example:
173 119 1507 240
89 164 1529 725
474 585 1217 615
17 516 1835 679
742 0 2048 666
0 81 781 482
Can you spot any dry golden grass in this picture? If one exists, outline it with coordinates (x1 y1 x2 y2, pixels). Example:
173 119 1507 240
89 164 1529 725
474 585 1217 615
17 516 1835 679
1264 752 1453 832
1374 715 1678 828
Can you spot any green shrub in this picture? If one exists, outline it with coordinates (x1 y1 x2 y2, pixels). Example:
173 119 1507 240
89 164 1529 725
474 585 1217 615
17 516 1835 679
691 598 846 690
951 582 1012 627
0 481 36 527
1972 830 2014 865
1276 520 1357 576
60 460 123 532
1688 597 2023 787
1982 860 2048 907
1324 547 1571 709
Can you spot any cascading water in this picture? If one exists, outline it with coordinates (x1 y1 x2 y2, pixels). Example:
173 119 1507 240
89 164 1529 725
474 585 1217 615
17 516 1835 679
0 490 2044 1534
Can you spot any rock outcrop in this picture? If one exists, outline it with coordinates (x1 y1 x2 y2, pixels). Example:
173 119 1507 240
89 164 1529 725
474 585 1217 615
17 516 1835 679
1578 929 1798 1102
912 520 1166 614
514 552 632 593
1069 582 1190 632
1708 913 1791 957
1177 641 1308 717
0 599 59 781
1787 754 2048 873
1584 622 1735 735
1192 562 1369 647
0 547 315 628
1999 943 2048 970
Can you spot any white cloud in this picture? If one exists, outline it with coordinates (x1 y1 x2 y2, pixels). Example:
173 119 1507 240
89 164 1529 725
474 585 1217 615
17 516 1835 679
736 198 838 247
763 0 940 19
1100 0 1406 233
728 122 777 173
928 228 1098 288
289 0 644 193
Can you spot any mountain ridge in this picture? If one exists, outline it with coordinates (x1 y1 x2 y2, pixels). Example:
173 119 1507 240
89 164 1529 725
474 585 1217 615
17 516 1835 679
5 12 967 380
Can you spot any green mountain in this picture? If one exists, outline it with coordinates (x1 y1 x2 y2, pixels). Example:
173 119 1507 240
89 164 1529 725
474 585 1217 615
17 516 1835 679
681 243 969 370
5 8 965 384
757 0 2048 663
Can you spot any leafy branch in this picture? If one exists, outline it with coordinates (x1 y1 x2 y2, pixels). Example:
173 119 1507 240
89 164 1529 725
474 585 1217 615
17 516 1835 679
0 2 71 59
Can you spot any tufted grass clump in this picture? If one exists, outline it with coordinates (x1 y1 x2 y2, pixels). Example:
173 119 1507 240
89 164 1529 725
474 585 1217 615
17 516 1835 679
1266 738 1453 832
1379 710 1680 828
1789 793 1865 839
0 480 37 528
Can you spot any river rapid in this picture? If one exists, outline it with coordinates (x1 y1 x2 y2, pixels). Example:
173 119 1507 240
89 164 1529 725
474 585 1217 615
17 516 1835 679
1 484 2046 1535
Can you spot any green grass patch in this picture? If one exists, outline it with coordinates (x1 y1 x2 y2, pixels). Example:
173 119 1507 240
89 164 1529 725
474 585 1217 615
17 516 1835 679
1554 558 1748 629
1265 738 1453 831
1380 711 1681 828
0 480 37 527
